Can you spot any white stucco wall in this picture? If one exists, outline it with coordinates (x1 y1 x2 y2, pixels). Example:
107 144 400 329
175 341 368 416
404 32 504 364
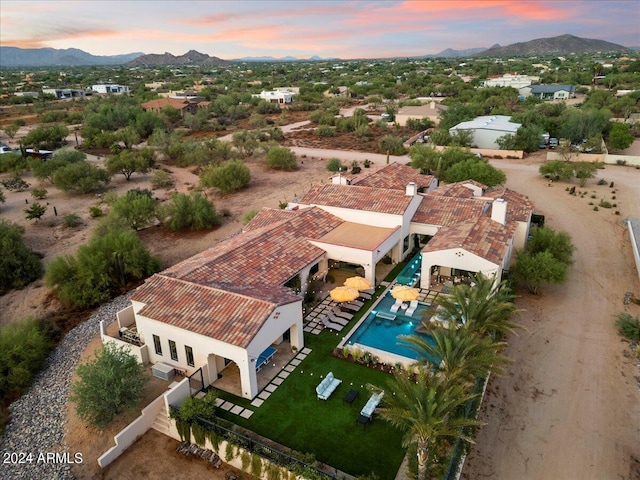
420 248 501 289
132 298 303 399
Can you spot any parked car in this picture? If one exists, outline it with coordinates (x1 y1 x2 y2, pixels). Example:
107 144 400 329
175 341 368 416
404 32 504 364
0 143 13 154
549 138 559 149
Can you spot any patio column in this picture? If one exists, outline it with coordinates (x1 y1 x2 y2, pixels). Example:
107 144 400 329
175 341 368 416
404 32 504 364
363 264 375 287
289 322 304 351
421 260 434 290
238 354 258 399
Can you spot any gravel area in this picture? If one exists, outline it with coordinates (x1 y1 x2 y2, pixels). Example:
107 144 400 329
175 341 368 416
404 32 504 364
0 294 131 480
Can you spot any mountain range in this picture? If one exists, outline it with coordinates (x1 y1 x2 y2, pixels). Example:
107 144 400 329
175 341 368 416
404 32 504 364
0 34 631 67
476 34 628 57
0 47 144 67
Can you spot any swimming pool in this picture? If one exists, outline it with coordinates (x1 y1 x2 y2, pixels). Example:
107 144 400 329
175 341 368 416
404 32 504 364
344 290 435 362
395 251 422 286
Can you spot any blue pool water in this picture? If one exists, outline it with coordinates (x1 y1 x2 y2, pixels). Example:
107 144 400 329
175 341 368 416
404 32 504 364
396 252 422 285
345 291 434 361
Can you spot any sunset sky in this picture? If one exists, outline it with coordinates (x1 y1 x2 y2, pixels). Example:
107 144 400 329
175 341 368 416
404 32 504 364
2 0 639 59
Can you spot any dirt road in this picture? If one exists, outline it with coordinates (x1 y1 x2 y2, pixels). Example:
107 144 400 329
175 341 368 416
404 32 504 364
463 159 640 480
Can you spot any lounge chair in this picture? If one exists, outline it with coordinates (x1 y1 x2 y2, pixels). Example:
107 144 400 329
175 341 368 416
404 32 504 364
358 291 372 300
405 300 419 317
331 306 353 320
360 391 385 418
341 300 363 312
316 372 342 400
321 315 344 331
327 312 349 326
390 299 402 313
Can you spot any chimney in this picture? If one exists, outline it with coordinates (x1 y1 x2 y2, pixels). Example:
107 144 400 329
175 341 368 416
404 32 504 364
491 198 507 225
406 182 417 196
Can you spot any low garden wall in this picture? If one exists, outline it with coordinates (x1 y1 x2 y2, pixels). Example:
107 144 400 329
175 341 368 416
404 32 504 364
97 395 165 467
433 145 524 159
545 152 640 166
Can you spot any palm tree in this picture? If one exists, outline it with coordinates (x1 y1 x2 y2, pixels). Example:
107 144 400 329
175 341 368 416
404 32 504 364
401 323 511 385
378 371 482 480
435 273 520 339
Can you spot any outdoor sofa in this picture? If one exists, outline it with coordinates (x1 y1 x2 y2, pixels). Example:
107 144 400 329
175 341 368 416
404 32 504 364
316 372 342 400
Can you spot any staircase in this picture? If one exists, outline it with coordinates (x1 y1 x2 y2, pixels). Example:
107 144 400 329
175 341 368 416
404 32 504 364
151 404 171 435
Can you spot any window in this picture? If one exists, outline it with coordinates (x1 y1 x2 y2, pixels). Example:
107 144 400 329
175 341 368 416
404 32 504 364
185 346 194 367
153 335 162 355
169 340 178 361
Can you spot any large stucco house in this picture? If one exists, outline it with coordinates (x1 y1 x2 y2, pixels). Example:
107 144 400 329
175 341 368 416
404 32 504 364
102 162 533 400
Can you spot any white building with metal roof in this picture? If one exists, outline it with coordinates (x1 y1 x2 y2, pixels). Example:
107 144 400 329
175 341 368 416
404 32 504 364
449 115 521 149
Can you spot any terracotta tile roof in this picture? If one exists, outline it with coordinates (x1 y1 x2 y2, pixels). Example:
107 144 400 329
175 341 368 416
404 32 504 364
132 276 297 347
297 183 413 215
423 217 516 265
412 195 489 226
243 208 300 232
431 180 487 198
482 188 534 223
352 162 435 191
162 206 344 290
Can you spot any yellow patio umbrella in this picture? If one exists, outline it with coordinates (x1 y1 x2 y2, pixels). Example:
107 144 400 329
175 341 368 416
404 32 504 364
344 276 372 291
391 285 420 301
329 286 360 303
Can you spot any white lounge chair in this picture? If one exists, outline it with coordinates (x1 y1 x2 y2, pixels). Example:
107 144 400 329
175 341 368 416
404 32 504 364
390 299 402 313
327 312 349 326
321 315 344 331
331 306 353 320
405 300 419 317
316 372 342 400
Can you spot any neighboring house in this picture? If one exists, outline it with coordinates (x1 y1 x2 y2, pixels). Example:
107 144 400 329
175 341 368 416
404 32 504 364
140 97 207 117
14 91 39 98
449 115 521 149
254 90 292 104
395 101 448 127
481 73 540 89
42 88 87 99
519 84 576 100
102 162 532 400
92 84 130 94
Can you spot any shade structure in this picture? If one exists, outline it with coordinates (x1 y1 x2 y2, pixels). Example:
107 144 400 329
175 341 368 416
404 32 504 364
391 285 420 301
344 276 372 291
330 286 360 303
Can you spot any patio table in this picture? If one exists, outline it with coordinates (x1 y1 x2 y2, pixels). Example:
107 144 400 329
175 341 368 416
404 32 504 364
344 389 359 405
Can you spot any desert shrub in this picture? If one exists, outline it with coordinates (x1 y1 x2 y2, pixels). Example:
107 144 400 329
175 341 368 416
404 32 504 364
378 135 405 155
326 157 344 172
593 206 599 211
150 169 175 190
0 152 28 173
1 175 30 192
598 200 612 208
615 313 640 341
0 317 53 403
45 229 160 308
52 161 110 193
24 202 47 222
89 206 104 218
0 220 43 291
105 148 156 181
597 178 607 185
317 125 336 137
266 146 297 171
70 343 148 429
31 188 48 199
109 189 157 230
63 213 83 228
243 209 258 225
200 159 251 193
162 192 221 231
23 123 69 149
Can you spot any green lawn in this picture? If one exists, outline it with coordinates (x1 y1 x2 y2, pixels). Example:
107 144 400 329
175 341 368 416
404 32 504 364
215 280 409 478
211 257 490 478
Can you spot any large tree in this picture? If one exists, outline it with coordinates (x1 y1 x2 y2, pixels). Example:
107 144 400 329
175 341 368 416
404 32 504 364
70 343 148 429
440 158 506 187
0 220 43 291
378 371 481 480
105 148 156 181
608 123 634 151
513 250 568 295
527 227 575 266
